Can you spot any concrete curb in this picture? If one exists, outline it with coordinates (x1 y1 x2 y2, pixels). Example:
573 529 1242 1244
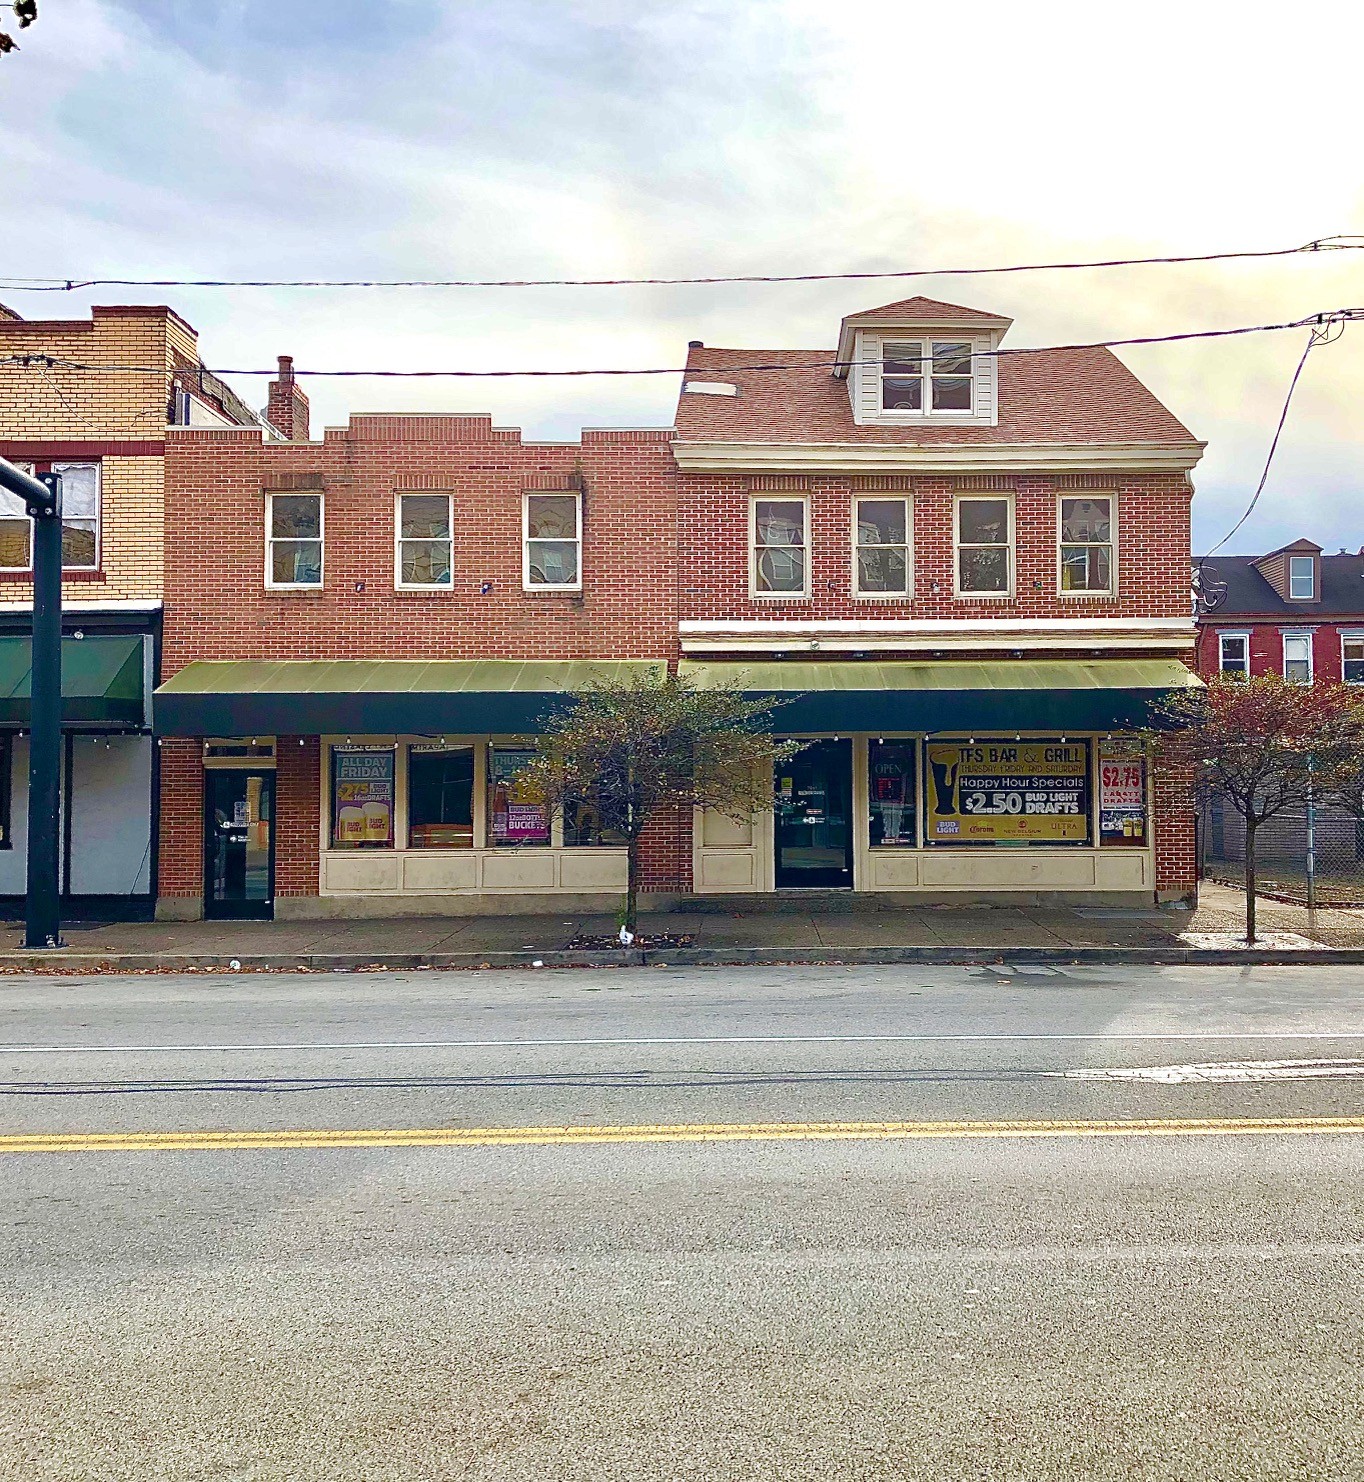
1 944 1362 974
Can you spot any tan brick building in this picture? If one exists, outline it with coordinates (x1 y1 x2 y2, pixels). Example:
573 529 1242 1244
0 302 274 916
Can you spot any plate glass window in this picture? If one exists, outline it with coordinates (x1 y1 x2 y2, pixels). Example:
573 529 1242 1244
53 462 99 569
1288 555 1316 599
753 499 807 596
524 493 581 589
956 497 1010 595
1343 638 1364 683
930 342 973 411
330 747 396 848
1218 633 1250 678
397 494 453 588
880 342 922 411
1059 496 1113 593
266 493 322 587
1283 633 1313 684
488 747 549 846
854 499 911 596
868 739 916 847
407 745 474 848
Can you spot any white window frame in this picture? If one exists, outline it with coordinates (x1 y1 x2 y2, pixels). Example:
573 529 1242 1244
1341 632 1364 685
1217 630 1251 678
0 458 34 573
522 490 583 593
851 495 912 599
1287 554 1316 600
1057 493 1116 597
874 336 977 419
749 495 810 600
264 491 324 591
394 491 454 593
1281 630 1314 685
954 492 1013 599
0 461 102 573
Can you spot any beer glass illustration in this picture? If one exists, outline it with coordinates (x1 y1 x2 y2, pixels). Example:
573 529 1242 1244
929 755 960 815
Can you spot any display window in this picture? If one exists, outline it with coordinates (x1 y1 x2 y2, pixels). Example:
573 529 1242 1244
330 746 396 848
924 739 1091 846
408 745 474 848
487 747 550 847
868 740 916 847
1098 743 1148 847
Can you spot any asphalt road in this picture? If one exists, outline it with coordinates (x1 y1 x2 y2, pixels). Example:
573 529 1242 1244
3 962 1364 1480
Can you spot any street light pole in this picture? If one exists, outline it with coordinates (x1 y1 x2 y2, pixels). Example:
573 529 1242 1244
0 455 63 949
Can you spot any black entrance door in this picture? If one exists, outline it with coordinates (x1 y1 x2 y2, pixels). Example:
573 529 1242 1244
775 739 853 888
204 770 275 919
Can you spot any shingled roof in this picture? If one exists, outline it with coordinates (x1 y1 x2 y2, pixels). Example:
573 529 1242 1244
674 342 1200 447
1197 552 1364 619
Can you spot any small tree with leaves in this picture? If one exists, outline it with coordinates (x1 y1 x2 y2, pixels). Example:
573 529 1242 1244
1150 674 1364 941
0 1 37 57
518 670 799 937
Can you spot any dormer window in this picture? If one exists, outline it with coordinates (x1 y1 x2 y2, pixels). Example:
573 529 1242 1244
1288 555 1315 600
878 340 975 414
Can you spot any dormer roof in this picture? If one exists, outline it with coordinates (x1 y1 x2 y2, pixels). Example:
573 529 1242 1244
835 295 1013 371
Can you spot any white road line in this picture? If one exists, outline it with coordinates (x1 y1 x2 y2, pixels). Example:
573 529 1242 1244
1053 1059 1364 1083
5 1031 1364 1055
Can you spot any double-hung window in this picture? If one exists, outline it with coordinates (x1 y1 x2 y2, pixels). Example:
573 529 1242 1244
1218 632 1250 678
1288 555 1316 600
395 493 453 590
853 497 911 597
878 340 975 414
751 498 808 597
0 461 100 572
1343 636 1364 684
1059 495 1114 594
955 496 1011 596
523 492 582 590
265 493 323 588
1282 632 1313 684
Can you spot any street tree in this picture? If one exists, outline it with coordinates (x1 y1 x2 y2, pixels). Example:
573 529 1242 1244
518 670 798 937
0 0 37 56
1151 674 1364 942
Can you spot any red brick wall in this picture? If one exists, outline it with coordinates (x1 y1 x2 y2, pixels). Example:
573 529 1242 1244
158 739 203 901
1153 760 1196 899
678 472 1192 621
275 738 321 896
1194 620 1355 683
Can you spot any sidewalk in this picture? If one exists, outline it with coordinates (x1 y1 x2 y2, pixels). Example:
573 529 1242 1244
4 882 1364 972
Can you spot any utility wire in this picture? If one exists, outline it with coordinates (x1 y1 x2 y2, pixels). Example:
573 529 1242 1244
1 236 1362 293
1 309 1359 379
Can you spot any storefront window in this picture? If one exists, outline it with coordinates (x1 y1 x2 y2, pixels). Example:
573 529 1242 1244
868 740 916 847
1099 744 1148 847
488 747 550 847
330 746 396 848
924 739 1091 846
408 745 474 848
563 793 625 847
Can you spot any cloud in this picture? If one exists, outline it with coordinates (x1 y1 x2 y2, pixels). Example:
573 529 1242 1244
0 0 1360 551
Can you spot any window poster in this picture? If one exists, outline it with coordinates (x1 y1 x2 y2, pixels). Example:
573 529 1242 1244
489 748 550 846
1099 742 1148 847
924 740 1091 845
331 746 395 848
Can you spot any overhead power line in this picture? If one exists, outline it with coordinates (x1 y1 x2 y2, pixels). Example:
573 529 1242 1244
1 236 1362 293
2 309 1359 380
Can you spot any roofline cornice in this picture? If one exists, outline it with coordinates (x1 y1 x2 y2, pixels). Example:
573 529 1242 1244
671 440 1207 474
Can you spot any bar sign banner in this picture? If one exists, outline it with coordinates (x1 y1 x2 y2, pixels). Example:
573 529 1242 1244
925 740 1091 845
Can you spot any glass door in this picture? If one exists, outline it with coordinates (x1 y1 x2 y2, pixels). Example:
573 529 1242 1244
204 770 275 919
775 739 853 888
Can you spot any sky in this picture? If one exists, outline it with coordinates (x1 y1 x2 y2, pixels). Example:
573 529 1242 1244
1 0 1361 553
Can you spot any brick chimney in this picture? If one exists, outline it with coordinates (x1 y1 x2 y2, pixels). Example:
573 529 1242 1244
266 354 310 441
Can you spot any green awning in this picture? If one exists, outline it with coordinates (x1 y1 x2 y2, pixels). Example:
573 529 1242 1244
677 658 1201 732
0 634 146 728
153 659 667 737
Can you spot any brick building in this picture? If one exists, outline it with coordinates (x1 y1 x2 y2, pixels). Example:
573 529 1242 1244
1194 539 1364 685
0 303 276 917
153 295 1205 919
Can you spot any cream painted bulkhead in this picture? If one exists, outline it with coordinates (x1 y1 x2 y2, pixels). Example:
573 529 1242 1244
693 732 1154 899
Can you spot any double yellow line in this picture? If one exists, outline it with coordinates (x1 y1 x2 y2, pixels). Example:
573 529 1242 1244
4 1115 1364 1154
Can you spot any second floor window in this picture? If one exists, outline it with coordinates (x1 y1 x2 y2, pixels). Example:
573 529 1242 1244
854 497 911 596
1059 496 1114 594
1282 632 1313 684
752 498 807 597
1344 637 1364 684
523 492 582 590
1288 555 1316 599
1218 633 1250 678
266 493 322 588
956 496 1011 596
396 493 453 589
0 460 100 573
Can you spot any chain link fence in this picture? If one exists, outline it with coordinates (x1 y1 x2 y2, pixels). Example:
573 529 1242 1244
1199 792 1364 907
